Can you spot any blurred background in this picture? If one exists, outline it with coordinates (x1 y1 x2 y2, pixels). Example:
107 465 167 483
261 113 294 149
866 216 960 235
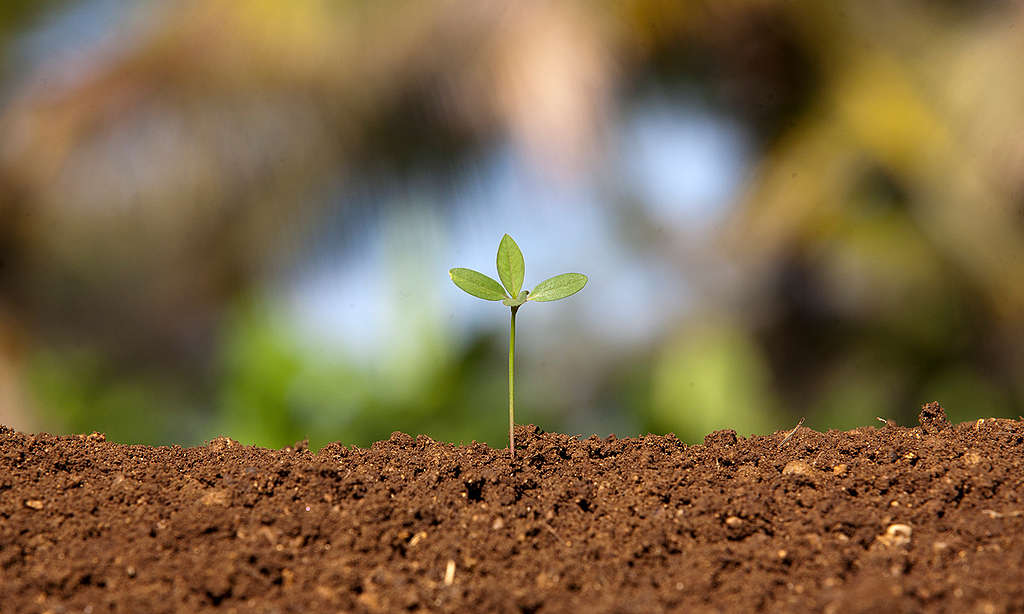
2 0 1023 449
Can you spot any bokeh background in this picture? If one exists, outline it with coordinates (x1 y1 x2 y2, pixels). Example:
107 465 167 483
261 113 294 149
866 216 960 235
2 1 1023 449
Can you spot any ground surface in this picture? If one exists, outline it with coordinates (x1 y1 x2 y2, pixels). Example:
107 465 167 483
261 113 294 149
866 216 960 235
1 403 1023 613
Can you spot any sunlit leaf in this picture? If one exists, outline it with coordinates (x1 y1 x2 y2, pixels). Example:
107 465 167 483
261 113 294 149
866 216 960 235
449 268 508 301
528 273 588 302
496 234 525 298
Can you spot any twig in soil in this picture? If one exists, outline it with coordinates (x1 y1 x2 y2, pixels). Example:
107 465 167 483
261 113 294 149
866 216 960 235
982 509 1024 519
811 450 825 468
540 521 564 544
778 417 805 449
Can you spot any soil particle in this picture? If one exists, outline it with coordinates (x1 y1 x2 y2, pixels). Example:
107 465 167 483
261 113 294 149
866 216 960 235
703 428 738 446
2 404 1024 613
918 401 951 434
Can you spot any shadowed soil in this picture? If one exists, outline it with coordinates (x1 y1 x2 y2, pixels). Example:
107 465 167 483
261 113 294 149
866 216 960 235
1 403 1023 613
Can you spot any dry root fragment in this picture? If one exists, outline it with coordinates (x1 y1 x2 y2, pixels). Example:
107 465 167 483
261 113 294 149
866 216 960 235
982 510 1024 519
778 417 805 449
408 531 427 547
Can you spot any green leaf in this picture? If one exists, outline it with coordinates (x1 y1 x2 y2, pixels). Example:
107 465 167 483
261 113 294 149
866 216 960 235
496 234 525 298
449 268 509 301
528 273 588 302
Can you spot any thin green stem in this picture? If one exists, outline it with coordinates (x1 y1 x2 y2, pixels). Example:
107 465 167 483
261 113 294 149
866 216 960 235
508 306 518 459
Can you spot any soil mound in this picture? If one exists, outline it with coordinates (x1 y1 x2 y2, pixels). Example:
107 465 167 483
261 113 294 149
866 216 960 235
2 404 1023 613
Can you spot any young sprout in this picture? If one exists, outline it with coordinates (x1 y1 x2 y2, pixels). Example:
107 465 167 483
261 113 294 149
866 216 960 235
449 234 587 459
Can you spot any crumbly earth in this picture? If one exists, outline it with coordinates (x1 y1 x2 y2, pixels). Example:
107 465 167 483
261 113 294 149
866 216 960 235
2 403 1023 613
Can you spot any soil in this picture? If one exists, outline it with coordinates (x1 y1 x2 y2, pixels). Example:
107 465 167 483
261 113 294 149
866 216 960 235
2 402 1023 613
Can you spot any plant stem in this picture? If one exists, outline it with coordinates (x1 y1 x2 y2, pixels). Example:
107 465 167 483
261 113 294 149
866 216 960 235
508 306 518 460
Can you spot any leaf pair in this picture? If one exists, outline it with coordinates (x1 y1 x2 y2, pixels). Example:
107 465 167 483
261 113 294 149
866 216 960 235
449 234 587 304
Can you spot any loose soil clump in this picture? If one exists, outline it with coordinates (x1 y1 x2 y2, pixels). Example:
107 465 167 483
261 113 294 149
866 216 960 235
2 403 1023 613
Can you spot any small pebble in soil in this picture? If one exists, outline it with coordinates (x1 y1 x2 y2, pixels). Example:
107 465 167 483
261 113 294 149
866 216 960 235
24 500 44 510
782 460 813 476
735 465 758 482
876 523 912 547
199 490 228 506
963 451 982 466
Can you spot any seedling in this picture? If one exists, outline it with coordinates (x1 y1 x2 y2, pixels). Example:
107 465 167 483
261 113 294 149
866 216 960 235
449 234 587 459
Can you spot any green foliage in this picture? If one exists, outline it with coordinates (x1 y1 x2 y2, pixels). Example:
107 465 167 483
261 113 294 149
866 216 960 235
215 301 512 450
449 234 587 457
650 323 780 442
27 348 201 445
217 302 307 447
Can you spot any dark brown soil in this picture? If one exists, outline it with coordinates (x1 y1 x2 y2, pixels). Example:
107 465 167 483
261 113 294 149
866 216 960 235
2 403 1023 613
